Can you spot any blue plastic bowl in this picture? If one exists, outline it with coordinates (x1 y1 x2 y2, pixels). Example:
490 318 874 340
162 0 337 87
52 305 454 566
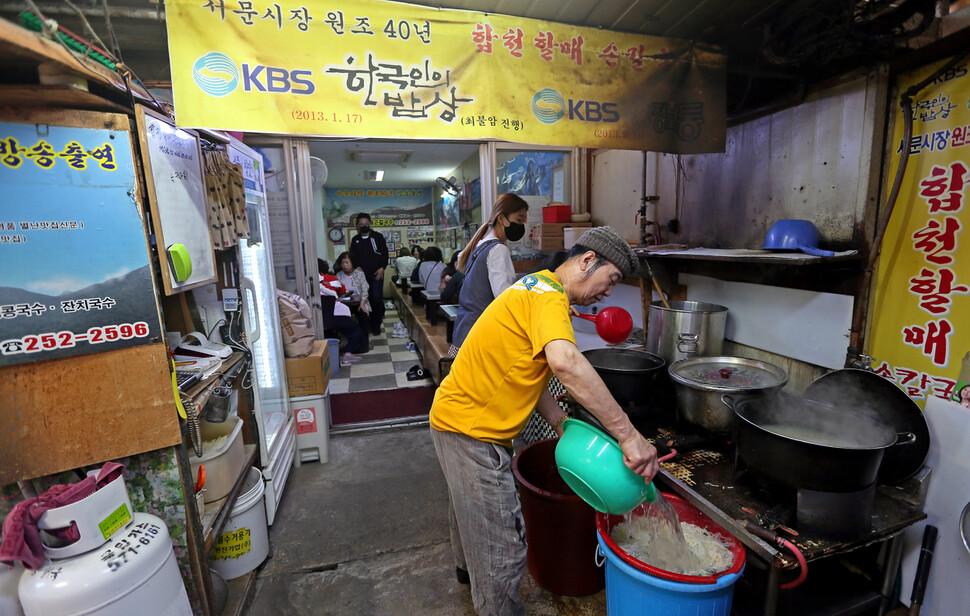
762 219 818 250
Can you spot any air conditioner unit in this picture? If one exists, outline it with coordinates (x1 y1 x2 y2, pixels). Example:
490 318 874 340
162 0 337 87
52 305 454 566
350 150 412 164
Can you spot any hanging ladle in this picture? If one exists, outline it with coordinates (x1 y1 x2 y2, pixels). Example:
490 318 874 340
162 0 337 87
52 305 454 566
575 307 633 344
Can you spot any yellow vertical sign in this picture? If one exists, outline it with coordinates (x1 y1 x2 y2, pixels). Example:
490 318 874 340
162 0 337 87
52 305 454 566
869 56 970 405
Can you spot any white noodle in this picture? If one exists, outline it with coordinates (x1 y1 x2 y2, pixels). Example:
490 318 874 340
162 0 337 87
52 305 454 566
612 519 734 576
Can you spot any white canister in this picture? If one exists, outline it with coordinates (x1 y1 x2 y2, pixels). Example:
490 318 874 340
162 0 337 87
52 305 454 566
209 467 269 580
563 227 586 250
18 511 192 616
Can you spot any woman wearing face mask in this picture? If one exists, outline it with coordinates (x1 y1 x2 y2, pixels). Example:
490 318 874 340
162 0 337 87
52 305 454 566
450 193 529 355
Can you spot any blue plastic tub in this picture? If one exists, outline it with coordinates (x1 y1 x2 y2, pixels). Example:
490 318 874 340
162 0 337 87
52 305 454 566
326 338 339 378
596 531 743 616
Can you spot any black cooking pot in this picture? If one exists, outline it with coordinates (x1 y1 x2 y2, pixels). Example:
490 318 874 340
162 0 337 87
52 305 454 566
582 348 665 407
726 393 916 493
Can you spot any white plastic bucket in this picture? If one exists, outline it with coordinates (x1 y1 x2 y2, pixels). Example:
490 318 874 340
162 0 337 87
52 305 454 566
210 467 269 580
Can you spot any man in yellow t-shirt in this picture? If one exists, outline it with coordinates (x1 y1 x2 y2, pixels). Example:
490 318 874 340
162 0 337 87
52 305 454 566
430 226 659 616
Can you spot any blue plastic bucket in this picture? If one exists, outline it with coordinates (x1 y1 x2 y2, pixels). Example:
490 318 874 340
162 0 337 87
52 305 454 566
326 338 339 378
595 531 743 616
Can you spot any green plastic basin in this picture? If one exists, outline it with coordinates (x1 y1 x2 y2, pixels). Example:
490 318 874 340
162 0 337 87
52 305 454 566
554 419 657 515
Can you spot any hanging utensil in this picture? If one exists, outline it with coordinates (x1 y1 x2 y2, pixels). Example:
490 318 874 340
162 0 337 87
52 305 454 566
575 307 633 344
195 464 206 494
642 259 671 309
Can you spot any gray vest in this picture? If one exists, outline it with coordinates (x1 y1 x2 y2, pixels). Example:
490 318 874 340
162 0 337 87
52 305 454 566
453 240 502 348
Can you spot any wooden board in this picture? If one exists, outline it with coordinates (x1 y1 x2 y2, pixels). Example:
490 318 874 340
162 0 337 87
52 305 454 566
0 85 130 113
0 343 182 484
135 105 217 295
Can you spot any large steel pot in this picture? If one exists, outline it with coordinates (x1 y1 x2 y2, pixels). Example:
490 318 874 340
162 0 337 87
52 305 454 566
646 300 728 366
668 357 788 433
582 349 665 407
727 394 916 492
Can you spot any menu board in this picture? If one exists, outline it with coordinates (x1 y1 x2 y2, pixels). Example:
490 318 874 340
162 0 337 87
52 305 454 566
135 105 216 294
0 113 162 366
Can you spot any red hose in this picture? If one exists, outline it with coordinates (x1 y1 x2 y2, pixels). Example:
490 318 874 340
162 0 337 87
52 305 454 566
779 538 808 589
658 448 677 463
744 521 807 589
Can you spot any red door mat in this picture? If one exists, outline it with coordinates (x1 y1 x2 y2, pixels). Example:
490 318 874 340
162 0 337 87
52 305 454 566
331 386 436 425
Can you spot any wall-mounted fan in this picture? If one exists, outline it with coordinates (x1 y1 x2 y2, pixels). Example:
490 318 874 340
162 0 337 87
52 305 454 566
310 156 328 190
435 176 462 196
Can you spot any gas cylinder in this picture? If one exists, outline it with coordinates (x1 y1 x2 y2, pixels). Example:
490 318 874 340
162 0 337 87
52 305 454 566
17 475 192 616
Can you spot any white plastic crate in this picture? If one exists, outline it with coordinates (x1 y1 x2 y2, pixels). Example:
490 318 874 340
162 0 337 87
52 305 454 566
291 390 331 463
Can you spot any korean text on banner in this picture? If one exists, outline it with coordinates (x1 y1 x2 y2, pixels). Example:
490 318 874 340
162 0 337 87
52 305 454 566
868 56 969 405
165 0 726 153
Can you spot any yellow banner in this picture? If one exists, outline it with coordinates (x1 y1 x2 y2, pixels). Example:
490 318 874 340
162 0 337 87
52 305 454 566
869 56 970 405
166 0 725 152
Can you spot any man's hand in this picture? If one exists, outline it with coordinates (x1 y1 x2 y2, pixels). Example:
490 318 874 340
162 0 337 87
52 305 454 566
375 268 384 280
616 433 659 481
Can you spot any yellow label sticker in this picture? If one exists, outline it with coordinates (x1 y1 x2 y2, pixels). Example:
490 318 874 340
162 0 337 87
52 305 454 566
212 527 251 560
98 503 132 540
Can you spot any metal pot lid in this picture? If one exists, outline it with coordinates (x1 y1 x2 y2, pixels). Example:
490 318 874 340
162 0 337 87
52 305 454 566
668 356 788 392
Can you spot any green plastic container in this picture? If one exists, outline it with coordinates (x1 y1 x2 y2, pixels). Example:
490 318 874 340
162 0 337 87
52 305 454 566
555 419 657 514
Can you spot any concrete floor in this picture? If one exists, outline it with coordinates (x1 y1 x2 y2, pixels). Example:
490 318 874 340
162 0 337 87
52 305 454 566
244 425 607 616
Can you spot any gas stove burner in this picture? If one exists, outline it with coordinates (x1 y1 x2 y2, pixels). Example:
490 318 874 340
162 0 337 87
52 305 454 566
797 484 876 540
734 460 877 540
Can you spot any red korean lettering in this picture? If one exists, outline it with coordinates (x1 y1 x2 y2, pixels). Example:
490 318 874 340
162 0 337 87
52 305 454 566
557 35 584 66
534 31 555 61
502 27 524 58
471 23 497 54
908 267 969 315
932 376 956 399
918 162 967 213
901 318 953 366
872 361 893 378
599 42 620 68
626 44 645 71
912 216 961 265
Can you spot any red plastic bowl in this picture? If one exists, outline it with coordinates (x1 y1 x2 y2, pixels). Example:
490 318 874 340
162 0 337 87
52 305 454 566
595 492 746 584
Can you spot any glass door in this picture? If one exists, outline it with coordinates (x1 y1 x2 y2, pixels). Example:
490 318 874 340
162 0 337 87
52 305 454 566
231 142 291 464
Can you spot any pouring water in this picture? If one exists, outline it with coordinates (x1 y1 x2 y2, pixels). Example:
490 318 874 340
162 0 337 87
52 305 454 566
612 492 704 575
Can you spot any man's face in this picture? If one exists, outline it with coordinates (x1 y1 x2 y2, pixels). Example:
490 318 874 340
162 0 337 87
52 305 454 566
356 217 371 234
573 255 623 306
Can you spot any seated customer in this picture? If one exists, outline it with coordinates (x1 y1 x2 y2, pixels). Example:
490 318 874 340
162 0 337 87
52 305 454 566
393 247 419 283
417 246 446 293
321 258 366 363
439 250 464 303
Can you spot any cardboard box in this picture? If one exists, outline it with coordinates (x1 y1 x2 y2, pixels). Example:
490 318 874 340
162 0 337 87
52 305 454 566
284 340 331 396
532 235 564 250
531 222 593 250
535 222 593 237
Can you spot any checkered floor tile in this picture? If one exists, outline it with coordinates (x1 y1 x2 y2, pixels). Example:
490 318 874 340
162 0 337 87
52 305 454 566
329 308 433 394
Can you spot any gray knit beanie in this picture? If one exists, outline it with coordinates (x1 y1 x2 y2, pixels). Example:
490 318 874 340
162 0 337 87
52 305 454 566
575 226 638 277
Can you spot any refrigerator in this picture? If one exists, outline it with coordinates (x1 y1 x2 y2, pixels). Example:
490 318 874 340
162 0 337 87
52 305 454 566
228 138 297 526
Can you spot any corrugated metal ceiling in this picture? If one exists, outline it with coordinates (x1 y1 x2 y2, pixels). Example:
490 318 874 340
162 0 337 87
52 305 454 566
0 0 951 117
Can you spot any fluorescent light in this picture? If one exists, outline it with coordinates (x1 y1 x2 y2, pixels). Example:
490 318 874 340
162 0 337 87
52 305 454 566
375 170 384 181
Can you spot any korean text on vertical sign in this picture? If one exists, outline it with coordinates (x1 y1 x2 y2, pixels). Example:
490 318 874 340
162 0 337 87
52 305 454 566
869 55 970 404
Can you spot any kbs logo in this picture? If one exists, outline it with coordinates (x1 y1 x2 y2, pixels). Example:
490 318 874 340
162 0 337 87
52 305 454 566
192 52 238 97
531 88 619 124
192 52 315 97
